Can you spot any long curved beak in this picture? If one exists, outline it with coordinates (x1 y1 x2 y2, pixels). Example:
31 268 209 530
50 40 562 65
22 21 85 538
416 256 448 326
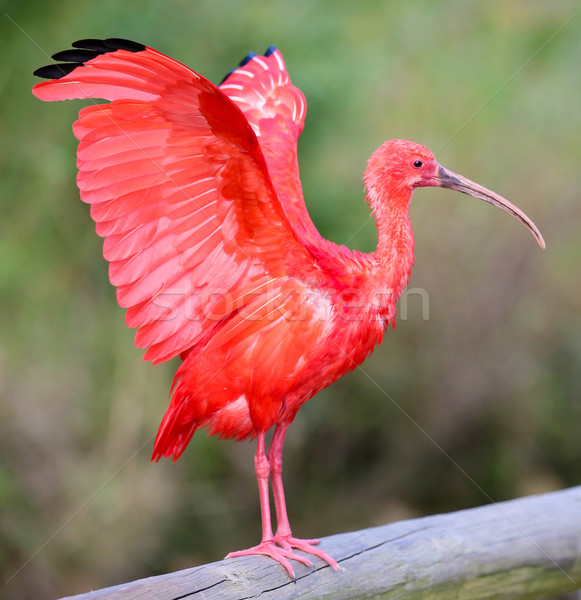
434 164 545 249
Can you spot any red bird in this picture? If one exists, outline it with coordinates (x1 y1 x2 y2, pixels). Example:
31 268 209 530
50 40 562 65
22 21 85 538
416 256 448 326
33 38 545 577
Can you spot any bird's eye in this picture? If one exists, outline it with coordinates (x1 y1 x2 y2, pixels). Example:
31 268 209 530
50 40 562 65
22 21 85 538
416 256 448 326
413 160 423 168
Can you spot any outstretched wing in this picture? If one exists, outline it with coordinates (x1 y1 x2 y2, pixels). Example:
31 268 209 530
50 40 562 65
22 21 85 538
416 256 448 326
219 47 323 246
33 38 319 364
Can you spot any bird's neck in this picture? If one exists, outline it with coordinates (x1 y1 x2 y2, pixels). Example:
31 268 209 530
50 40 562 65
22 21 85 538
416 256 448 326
367 186 415 317
306 184 415 325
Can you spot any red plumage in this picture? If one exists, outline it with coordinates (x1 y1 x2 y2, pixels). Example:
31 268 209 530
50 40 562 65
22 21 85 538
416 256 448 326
33 39 544 577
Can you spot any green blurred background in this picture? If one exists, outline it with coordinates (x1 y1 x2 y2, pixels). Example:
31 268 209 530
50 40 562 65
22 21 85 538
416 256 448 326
1 1 580 598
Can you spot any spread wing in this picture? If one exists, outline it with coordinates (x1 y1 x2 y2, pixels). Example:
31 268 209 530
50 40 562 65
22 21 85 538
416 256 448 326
219 47 324 246
32 38 320 364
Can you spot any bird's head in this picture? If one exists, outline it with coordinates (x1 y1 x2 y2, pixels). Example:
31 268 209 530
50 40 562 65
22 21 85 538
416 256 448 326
365 139 545 248
366 139 438 193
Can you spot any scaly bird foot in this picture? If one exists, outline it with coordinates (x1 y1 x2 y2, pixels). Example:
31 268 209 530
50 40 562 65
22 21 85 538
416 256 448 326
226 540 313 578
274 534 340 572
226 536 340 578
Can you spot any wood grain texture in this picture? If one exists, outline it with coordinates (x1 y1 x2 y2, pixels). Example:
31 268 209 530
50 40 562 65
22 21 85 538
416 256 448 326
62 486 581 600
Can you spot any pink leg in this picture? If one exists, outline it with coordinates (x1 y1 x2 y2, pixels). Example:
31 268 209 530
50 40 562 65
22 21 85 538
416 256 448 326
226 431 312 578
268 424 340 572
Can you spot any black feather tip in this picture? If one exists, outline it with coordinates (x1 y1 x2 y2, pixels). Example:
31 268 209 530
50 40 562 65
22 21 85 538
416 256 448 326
238 52 257 67
33 37 146 79
220 45 278 85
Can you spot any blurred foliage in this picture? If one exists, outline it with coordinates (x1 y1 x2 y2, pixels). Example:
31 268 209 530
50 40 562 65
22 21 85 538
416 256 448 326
1 0 580 598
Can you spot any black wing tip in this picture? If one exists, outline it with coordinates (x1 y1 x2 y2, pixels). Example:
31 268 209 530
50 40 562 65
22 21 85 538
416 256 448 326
219 45 278 85
238 52 257 68
33 62 83 79
71 38 110 51
51 49 101 62
33 37 146 80
71 37 146 53
103 38 147 52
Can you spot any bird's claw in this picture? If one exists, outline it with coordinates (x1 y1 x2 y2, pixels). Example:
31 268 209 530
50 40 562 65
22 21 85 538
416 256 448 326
275 534 340 572
226 536 339 578
227 541 310 578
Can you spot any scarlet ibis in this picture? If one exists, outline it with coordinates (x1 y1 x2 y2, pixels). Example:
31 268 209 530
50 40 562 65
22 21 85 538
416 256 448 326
33 38 545 577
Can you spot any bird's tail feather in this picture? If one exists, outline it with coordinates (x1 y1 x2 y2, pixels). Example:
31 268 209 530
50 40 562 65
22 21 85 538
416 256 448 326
151 404 198 462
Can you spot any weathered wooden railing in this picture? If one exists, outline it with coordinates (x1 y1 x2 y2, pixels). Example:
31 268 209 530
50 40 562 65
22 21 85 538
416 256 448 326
62 486 581 600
